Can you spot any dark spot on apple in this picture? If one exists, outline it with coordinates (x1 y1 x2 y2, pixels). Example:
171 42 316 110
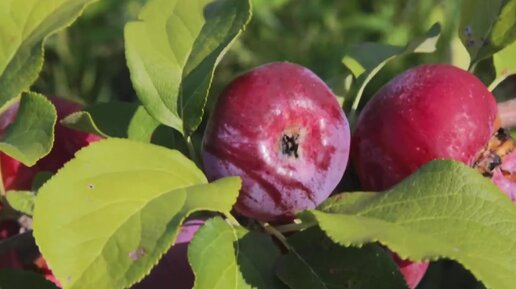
281 133 300 158
475 128 515 177
488 154 502 171
496 128 509 142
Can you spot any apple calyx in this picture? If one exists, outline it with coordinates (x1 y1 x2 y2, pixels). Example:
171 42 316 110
280 129 301 158
474 128 516 177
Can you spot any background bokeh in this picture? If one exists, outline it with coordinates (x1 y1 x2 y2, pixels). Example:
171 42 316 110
33 0 513 106
32 1 512 288
33 0 488 104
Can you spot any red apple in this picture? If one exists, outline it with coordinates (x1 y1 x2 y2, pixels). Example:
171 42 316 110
131 219 205 289
202 62 350 221
0 220 22 270
0 96 102 191
0 96 102 286
351 64 505 288
390 253 429 288
491 149 516 201
34 256 61 287
352 64 498 191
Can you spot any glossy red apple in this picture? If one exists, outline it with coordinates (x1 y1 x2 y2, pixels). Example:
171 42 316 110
0 96 102 191
202 62 350 221
352 64 498 191
131 219 205 289
351 64 505 288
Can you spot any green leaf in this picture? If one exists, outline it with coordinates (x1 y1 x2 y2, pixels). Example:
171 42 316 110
342 23 441 123
189 217 286 289
0 0 98 109
6 191 35 216
277 228 408 289
125 0 252 136
252 0 291 11
303 160 516 289
511 129 516 139
490 41 516 90
32 139 241 289
62 102 160 142
0 269 59 289
450 34 472 71
459 0 516 64
31 171 53 191
150 125 190 155
0 93 56 166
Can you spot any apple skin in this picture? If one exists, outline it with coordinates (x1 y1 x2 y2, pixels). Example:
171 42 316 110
351 64 498 288
391 254 429 289
491 150 516 201
352 64 498 191
0 96 102 191
0 220 22 270
0 97 101 286
131 219 205 289
202 62 350 221
34 256 61 287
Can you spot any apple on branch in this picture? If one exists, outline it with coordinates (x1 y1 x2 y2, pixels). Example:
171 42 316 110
202 62 351 222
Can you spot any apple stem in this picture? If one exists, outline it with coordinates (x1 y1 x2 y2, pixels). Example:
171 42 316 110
260 221 322 276
498 99 516 128
186 136 201 168
468 61 478 74
225 213 241 227
488 74 510 92
348 112 358 131
259 221 291 251
274 221 317 233
348 94 362 130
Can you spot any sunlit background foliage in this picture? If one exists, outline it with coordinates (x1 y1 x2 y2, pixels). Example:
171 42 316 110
36 0 490 105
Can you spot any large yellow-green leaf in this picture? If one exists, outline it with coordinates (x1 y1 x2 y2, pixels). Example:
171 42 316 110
302 160 516 289
33 139 241 289
0 0 97 109
125 0 251 136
